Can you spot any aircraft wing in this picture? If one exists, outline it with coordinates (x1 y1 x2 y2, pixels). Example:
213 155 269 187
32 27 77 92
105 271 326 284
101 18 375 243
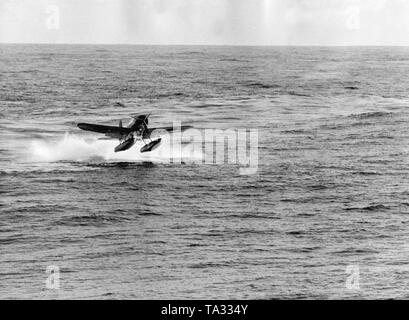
77 123 130 139
147 125 193 135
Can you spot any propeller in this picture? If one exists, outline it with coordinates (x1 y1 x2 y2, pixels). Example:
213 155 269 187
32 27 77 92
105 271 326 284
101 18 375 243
142 113 151 127
128 113 151 124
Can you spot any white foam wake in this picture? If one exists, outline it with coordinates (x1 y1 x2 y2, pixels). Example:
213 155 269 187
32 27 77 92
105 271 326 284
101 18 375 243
28 133 202 163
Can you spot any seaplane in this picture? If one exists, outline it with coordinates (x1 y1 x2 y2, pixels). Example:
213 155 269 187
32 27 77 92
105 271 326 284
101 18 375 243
77 114 192 153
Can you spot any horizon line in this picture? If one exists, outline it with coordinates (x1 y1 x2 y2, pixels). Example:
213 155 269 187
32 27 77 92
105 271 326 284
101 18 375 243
2 42 409 47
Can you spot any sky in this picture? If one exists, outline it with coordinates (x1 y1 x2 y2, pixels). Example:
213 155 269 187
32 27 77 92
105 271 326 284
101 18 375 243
1 0 409 45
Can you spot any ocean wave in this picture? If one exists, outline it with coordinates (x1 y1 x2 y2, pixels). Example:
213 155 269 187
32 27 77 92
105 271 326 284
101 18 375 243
225 213 277 219
286 231 305 235
138 211 162 216
0 168 100 176
287 91 312 97
156 92 187 98
27 132 202 164
241 81 280 89
189 103 222 109
114 102 126 108
189 262 234 269
344 204 391 212
347 111 394 119
219 58 243 62
56 214 131 227
84 161 156 169
280 129 311 134
333 248 379 254
352 171 380 175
